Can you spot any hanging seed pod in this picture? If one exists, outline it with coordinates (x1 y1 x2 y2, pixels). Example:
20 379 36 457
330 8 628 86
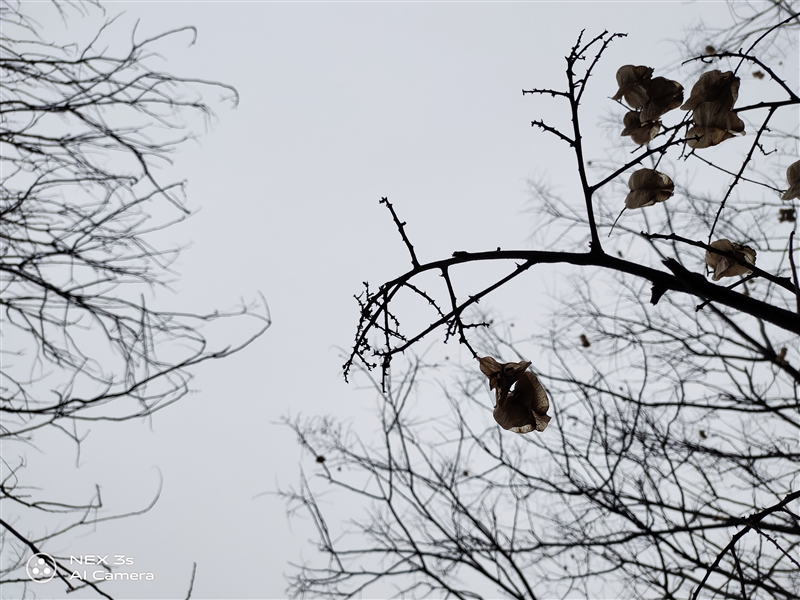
478 357 530 403
478 357 551 434
780 160 800 200
692 103 745 131
681 70 740 112
640 77 684 122
687 103 745 148
612 65 654 108
705 239 757 281
625 169 674 209
621 111 660 145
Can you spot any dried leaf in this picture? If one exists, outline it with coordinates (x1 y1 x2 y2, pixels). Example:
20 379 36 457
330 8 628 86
625 169 674 209
752 70 765 79
681 70 740 112
621 111 660 145
781 160 800 200
612 65 654 107
778 208 796 223
705 239 757 281
580 334 591 348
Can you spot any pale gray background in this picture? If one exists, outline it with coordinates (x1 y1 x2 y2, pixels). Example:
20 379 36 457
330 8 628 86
10 2 763 599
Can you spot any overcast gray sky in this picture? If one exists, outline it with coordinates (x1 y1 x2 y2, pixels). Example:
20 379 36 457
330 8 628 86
11 2 754 599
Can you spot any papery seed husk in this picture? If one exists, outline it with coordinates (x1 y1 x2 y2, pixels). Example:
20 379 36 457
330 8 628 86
640 77 684 121
628 169 674 192
613 65 654 104
621 111 660 145
681 70 740 111
625 169 674 208
705 239 757 280
687 125 737 149
493 371 551 434
692 103 745 133
781 160 800 200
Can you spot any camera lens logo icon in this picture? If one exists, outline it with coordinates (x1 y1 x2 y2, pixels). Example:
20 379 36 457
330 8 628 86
26 553 57 583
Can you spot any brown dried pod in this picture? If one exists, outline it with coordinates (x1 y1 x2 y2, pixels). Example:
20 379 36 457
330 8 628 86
681 70 740 112
687 103 745 148
495 371 551 434
579 334 591 348
778 208 796 223
686 125 734 149
780 160 800 200
705 239 757 281
478 357 529 403
612 65 654 108
478 357 551 434
625 169 674 209
692 103 745 131
640 77 684 122
621 111 660 145
777 347 787 365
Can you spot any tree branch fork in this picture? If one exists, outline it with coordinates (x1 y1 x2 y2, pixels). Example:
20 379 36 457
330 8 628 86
346 232 800 382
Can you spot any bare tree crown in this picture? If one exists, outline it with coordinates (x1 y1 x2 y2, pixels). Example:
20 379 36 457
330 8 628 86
287 4 800 599
1 3 268 595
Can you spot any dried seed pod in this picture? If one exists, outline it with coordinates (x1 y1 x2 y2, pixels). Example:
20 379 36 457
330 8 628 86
692 103 745 131
686 103 745 148
478 357 551 434
478 356 530 403
640 77 684 121
681 70 740 112
777 347 787 364
621 111 660 145
612 65 654 108
705 239 757 281
778 208 796 222
580 334 591 348
686 126 734 149
494 371 551 434
625 169 674 209
780 160 800 200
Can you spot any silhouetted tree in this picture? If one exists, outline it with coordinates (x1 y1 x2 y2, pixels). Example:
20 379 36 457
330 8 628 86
286 3 799 598
0 2 268 596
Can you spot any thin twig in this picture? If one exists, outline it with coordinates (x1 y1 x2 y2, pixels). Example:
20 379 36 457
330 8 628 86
789 230 800 314
184 562 197 600
380 197 420 269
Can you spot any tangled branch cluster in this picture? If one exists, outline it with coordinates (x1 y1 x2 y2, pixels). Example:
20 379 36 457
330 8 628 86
288 4 800 599
1 3 268 595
